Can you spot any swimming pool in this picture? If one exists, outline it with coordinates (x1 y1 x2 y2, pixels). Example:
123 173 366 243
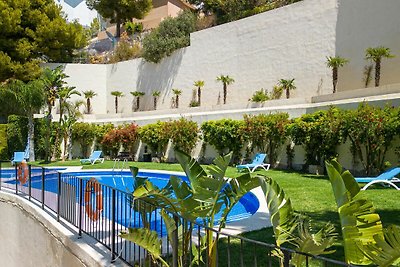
67 170 260 225
1 168 260 231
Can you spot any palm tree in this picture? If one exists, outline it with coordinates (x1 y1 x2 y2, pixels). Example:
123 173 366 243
365 46 395 87
326 56 349 93
41 67 67 162
152 91 161 109
279 78 296 99
6 79 45 161
111 91 124 113
58 86 81 124
83 90 97 114
216 75 235 104
172 89 182 108
130 91 145 111
62 100 84 161
193 80 205 106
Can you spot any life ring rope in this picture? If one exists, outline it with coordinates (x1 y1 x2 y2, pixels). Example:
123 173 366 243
84 178 103 221
17 162 29 185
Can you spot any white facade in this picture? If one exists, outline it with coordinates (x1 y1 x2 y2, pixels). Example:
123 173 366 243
56 0 98 26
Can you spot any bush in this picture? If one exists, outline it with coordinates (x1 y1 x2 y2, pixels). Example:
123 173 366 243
168 118 199 155
108 32 141 63
0 124 8 160
201 119 245 162
242 113 290 165
72 122 97 158
250 89 269 103
341 104 400 175
270 85 284 100
94 123 115 151
138 121 170 159
287 107 343 167
118 123 139 156
7 115 28 157
142 11 196 63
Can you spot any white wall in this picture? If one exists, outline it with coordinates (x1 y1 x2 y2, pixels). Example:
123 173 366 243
105 0 339 114
335 0 400 92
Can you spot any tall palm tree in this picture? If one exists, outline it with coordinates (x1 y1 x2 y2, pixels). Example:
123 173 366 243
152 91 161 110
193 80 205 106
130 91 145 111
279 78 296 99
58 86 81 124
83 90 97 114
62 100 84 161
216 75 235 104
7 79 45 161
172 89 182 108
111 91 124 113
365 46 395 87
326 56 349 93
41 67 67 162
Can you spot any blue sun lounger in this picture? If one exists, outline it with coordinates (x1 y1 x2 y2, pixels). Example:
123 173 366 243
355 167 400 190
80 151 105 165
236 153 270 173
11 152 26 165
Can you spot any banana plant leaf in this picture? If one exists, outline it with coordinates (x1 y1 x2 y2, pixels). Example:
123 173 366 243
363 225 400 267
326 160 384 265
120 227 168 266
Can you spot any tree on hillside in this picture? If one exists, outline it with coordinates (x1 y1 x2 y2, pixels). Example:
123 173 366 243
111 91 124 113
83 90 97 114
86 0 152 38
365 46 395 87
326 56 349 93
216 75 235 104
194 80 205 106
0 0 87 82
4 80 45 161
279 78 296 99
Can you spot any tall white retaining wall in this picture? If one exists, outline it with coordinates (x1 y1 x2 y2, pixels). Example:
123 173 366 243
57 0 400 115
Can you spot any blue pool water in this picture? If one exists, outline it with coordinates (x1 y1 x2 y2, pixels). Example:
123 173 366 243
1 169 260 229
70 170 260 225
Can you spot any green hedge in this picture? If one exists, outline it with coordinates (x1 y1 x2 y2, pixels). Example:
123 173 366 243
0 124 8 160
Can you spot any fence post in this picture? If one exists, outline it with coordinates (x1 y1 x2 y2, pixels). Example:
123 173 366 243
283 250 291 267
172 215 179 267
78 178 83 237
15 164 18 195
41 167 45 209
28 165 32 200
0 161 2 190
57 172 61 222
111 188 116 261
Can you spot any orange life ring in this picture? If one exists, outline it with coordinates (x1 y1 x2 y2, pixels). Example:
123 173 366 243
84 178 103 221
17 161 29 185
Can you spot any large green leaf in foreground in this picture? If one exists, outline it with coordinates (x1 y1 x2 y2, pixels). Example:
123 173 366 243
326 160 383 265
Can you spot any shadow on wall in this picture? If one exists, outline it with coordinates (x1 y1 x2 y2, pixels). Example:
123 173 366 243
136 49 185 110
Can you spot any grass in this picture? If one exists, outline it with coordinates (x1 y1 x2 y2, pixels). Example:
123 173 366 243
2 159 400 263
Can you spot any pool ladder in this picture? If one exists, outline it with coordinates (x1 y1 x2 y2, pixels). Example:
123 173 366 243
112 158 128 187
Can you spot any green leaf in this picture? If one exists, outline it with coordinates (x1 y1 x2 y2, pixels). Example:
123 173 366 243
120 227 168 266
175 149 208 193
326 159 384 265
363 225 400 266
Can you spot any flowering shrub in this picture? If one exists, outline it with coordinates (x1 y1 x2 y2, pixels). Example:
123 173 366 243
101 123 139 158
168 118 199 155
242 113 290 165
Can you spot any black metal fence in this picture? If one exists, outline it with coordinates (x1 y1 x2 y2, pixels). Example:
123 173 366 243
0 162 354 267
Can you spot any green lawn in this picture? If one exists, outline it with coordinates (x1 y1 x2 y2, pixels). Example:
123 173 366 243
3 159 399 263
